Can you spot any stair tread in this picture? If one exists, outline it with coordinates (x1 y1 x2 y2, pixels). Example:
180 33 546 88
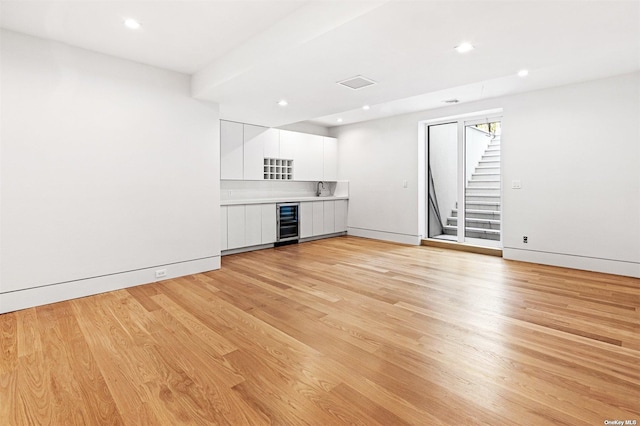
442 225 501 234
452 209 501 214
447 217 501 224
465 203 501 207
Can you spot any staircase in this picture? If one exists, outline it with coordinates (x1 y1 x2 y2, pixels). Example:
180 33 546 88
443 136 501 241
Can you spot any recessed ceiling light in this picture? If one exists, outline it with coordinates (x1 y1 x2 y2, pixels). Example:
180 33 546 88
362 105 370 110
455 42 474 53
123 18 141 30
517 69 529 77
337 118 343 123
277 100 288 107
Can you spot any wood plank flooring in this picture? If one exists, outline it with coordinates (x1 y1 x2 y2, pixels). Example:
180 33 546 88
1 236 639 425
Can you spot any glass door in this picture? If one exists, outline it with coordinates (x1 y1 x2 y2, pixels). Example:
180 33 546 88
464 121 502 247
426 116 502 248
427 122 459 241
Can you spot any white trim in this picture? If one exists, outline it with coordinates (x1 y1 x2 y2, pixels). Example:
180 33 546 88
0 256 220 313
222 243 274 255
347 227 421 245
503 248 640 278
421 108 503 126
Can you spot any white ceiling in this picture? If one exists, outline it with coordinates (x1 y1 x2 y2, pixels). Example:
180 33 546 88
2 1 639 129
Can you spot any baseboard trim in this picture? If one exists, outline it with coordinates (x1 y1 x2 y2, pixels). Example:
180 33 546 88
300 232 346 243
347 227 421 245
503 247 640 278
421 239 503 257
0 256 221 313
222 243 274 256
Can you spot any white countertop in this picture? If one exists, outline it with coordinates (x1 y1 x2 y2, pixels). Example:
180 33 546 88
221 196 348 206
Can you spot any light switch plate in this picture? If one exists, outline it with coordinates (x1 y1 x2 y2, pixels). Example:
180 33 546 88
512 180 522 189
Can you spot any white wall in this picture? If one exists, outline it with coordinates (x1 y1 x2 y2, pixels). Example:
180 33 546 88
336 116 420 244
0 30 221 312
335 72 640 277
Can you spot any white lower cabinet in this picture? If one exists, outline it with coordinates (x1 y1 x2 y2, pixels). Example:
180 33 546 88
223 203 278 251
245 204 262 247
312 202 324 236
323 200 335 234
300 202 313 238
220 206 228 250
261 204 277 243
227 205 246 249
335 200 348 232
224 200 347 251
298 200 348 238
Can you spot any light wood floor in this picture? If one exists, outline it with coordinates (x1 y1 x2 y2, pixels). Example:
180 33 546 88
1 236 639 425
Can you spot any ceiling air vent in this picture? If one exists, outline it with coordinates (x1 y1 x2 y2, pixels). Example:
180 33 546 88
337 75 376 90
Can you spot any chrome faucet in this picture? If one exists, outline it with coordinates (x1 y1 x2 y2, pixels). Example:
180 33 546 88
316 181 324 196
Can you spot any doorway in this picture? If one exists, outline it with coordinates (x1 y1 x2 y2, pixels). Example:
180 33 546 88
425 114 502 248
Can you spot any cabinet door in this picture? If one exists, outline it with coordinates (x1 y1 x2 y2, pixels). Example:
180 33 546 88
312 201 324 236
221 120 243 180
279 131 296 160
335 200 348 232
245 204 262 247
261 204 277 244
220 206 228 250
243 124 268 180
262 130 280 158
291 132 324 181
323 137 338 181
323 201 335 234
299 202 313 238
227 205 245 249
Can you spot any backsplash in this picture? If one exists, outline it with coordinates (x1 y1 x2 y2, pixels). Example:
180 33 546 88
220 180 345 201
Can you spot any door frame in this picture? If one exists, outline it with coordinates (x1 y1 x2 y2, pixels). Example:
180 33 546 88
418 109 503 245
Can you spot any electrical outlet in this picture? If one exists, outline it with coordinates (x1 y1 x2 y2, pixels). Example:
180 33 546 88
155 269 167 278
523 236 528 244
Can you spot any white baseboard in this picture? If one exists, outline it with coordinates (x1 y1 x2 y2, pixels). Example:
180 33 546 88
222 244 274 256
503 248 640 278
0 256 221 314
347 227 421 245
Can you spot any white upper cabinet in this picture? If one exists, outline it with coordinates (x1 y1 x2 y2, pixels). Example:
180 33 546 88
244 124 277 180
262 130 280 159
279 132 296 160
220 120 243 180
323 137 338 181
222 122 338 182
292 132 324 181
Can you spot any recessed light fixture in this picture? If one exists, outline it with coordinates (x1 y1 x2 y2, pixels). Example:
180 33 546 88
517 69 529 77
337 118 343 123
455 42 474 53
123 18 141 30
277 100 288 107
362 105 370 110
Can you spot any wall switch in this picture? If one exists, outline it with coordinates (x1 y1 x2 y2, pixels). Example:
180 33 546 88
403 180 408 188
155 269 167 278
512 180 522 189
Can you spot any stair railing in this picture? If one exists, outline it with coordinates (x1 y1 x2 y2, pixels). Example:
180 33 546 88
428 167 444 231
